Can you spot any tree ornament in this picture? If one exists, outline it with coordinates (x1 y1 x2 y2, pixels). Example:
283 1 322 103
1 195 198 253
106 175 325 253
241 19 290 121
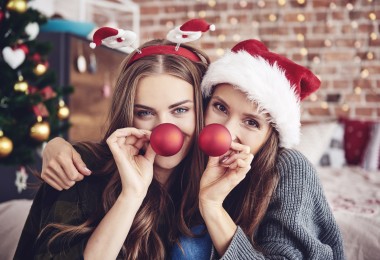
30 116 50 142
0 10 4 25
6 0 27 13
89 27 137 49
25 22 39 41
150 123 184 156
33 62 48 76
0 130 13 158
2 46 26 69
14 74 28 93
57 100 70 120
198 124 232 157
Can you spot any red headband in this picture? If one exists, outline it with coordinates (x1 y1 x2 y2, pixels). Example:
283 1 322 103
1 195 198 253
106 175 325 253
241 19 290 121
127 45 201 66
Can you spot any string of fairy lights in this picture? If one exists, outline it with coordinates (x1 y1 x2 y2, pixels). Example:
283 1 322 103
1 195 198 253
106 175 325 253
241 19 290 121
174 0 379 116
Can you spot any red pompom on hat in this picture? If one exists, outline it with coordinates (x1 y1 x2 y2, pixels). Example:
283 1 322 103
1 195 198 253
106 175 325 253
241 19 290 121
179 18 215 33
201 39 321 148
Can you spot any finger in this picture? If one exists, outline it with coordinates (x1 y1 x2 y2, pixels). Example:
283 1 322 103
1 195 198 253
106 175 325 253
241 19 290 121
113 128 147 139
230 142 251 154
43 175 63 191
144 144 157 163
49 161 77 188
44 169 72 190
72 150 91 176
220 152 250 166
56 154 82 181
206 156 220 167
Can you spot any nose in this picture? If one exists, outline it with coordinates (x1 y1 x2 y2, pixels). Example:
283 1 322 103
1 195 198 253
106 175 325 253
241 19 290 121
223 118 238 142
155 113 175 127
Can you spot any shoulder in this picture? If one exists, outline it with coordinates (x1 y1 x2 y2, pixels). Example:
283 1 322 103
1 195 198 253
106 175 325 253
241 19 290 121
274 149 324 201
276 148 317 181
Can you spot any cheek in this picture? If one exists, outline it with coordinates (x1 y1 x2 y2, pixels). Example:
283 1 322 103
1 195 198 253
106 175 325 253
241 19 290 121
133 118 155 131
205 108 223 125
242 131 270 155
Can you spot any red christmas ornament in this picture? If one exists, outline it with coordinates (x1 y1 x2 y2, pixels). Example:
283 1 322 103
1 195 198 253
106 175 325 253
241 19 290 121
0 11 4 24
150 123 184 156
198 124 232 157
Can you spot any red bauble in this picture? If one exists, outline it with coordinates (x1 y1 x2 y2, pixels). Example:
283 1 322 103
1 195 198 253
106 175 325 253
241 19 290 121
150 123 184 156
198 123 232 157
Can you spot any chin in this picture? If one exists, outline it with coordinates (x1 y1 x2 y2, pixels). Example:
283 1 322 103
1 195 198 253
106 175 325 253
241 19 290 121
154 151 186 170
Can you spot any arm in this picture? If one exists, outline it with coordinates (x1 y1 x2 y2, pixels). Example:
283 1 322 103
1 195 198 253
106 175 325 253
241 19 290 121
83 128 156 259
42 137 91 190
199 142 253 256
208 149 345 260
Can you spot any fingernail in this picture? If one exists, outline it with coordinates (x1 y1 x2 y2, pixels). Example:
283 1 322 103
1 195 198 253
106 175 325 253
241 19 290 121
84 167 92 174
220 155 229 163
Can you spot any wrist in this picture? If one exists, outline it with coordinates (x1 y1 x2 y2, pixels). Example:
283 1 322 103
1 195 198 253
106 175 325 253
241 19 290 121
117 192 144 210
199 199 224 220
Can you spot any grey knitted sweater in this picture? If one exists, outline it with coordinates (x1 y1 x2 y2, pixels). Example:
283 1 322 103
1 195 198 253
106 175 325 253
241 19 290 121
210 149 345 260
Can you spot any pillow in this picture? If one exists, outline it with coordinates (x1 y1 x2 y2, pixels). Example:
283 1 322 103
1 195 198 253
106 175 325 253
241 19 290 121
361 123 380 171
295 121 338 165
342 119 374 165
319 123 346 168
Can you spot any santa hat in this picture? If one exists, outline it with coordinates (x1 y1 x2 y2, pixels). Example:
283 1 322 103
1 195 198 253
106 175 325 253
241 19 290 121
167 19 215 44
90 27 137 49
201 39 320 148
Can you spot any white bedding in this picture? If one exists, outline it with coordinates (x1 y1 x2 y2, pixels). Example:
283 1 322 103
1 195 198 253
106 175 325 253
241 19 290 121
0 199 32 260
318 166 380 260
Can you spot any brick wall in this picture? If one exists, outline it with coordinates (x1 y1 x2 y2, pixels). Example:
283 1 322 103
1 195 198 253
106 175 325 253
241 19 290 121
95 0 380 121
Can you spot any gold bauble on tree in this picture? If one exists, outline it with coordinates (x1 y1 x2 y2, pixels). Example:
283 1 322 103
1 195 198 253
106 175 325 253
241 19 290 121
57 100 70 120
0 131 13 158
14 74 28 93
33 63 47 76
6 0 27 13
30 116 50 142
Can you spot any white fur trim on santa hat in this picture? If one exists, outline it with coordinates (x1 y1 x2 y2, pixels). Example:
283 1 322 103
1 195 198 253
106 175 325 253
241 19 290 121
201 50 301 148
167 26 202 44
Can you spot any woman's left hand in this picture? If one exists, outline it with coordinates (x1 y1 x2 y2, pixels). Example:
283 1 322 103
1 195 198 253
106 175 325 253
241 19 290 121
199 142 254 209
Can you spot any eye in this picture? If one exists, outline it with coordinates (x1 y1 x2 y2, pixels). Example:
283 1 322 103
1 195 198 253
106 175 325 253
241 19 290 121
244 118 259 128
213 102 227 114
135 110 154 118
173 107 189 114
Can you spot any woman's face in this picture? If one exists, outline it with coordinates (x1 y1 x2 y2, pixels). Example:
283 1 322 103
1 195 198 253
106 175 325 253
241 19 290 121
205 84 272 155
133 74 196 172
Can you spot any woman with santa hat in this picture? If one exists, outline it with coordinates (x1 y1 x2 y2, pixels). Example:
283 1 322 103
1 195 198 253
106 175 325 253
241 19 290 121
172 39 344 259
14 19 214 259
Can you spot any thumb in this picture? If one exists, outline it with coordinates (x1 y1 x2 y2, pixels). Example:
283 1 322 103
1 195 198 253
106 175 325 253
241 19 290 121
207 156 220 167
144 144 157 163
72 149 92 176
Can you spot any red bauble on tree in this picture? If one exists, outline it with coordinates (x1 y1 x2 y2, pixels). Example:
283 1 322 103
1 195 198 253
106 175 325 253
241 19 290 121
198 124 232 157
150 123 184 156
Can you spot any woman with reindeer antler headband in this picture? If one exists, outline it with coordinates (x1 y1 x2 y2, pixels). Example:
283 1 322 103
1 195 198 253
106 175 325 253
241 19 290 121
14 19 214 259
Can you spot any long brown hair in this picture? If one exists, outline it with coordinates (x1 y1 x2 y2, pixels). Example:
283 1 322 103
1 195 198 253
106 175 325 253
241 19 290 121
43 39 209 259
224 125 281 246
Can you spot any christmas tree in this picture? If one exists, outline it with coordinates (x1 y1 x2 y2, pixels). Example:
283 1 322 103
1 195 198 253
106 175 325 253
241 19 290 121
0 0 72 166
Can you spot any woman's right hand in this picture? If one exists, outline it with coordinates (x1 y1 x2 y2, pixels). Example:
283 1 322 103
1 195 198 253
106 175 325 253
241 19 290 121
41 137 92 191
106 128 156 199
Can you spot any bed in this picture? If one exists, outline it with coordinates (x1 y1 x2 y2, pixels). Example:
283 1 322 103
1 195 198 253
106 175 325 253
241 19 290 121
317 166 380 260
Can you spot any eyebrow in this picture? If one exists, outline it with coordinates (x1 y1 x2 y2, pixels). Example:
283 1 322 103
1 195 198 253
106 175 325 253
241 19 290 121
134 100 193 110
212 96 230 109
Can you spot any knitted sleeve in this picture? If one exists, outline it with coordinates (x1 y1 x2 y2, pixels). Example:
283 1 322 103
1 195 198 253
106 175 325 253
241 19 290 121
210 149 344 260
